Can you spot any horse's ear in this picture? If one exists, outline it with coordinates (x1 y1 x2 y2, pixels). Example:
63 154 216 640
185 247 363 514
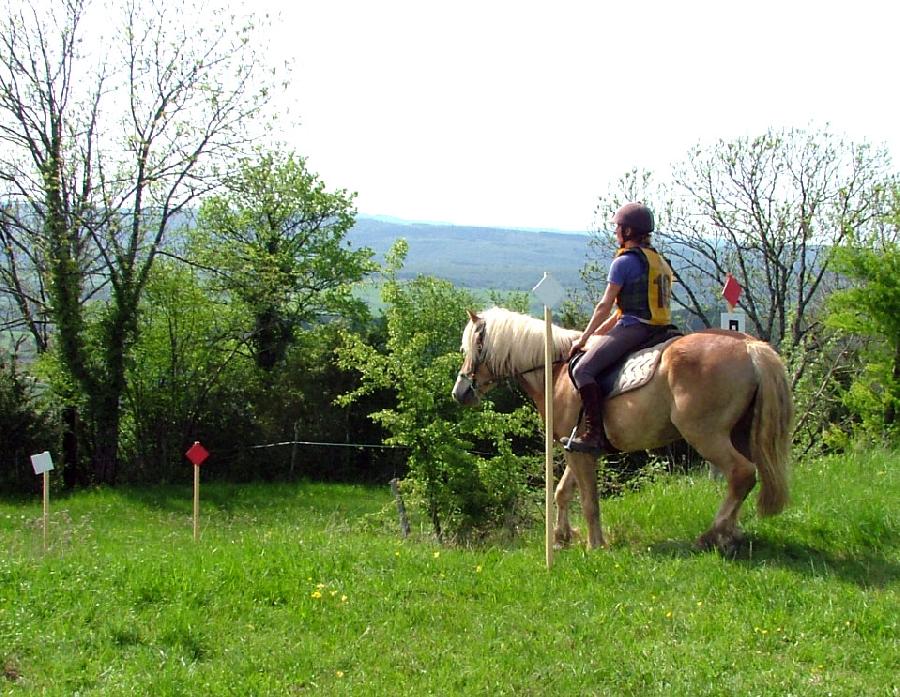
466 309 480 323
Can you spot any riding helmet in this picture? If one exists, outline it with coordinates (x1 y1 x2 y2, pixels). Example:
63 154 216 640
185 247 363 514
613 202 655 233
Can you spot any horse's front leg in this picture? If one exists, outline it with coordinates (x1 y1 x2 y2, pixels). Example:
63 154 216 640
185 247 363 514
554 463 578 547
567 452 607 550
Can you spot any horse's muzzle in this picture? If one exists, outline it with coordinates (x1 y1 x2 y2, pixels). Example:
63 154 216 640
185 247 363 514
451 374 480 406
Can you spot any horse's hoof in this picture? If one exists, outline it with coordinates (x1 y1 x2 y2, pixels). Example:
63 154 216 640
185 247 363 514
695 532 714 551
554 528 574 548
696 530 744 557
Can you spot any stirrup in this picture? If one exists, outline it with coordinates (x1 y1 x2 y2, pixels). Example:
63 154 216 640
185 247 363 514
561 423 613 455
563 437 603 455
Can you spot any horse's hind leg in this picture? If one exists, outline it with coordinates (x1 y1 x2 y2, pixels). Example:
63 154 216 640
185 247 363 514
684 433 757 554
554 463 578 547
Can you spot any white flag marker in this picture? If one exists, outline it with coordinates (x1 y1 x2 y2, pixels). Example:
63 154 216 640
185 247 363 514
30 451 54 475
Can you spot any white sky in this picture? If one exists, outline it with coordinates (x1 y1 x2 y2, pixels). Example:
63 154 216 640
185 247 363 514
253 0 899 232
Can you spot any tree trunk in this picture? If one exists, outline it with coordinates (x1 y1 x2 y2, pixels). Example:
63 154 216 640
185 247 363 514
886 338 900 427
254 305 290 370
90 309 131 485
60 406 88 489
91 396 121 485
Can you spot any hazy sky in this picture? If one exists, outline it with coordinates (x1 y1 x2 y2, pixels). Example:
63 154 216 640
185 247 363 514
255 0 898 231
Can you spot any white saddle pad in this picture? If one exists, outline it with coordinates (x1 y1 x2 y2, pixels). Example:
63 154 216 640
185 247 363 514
606 337 679 399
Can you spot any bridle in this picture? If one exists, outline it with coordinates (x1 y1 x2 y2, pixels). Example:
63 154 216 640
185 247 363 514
456 321 497 398
457 320 566 400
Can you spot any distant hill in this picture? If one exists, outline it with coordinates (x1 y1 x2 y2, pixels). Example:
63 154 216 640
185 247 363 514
348 216 597 291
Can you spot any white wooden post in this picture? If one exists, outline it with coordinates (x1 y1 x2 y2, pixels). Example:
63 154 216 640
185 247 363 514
30 451 54 552
533 273 565 570
543 305 554 569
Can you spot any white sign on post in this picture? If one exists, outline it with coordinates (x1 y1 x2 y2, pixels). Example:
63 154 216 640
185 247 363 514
30 451 54 475
31 451 54 551
532 272 565 308
720 312 746 333
531 272 565 570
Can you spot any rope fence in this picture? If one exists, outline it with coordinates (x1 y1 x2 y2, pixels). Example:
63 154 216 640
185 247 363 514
247 440 408 451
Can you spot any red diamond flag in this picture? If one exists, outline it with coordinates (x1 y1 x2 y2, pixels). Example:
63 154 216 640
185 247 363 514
722 274 742 307
186 441 209 466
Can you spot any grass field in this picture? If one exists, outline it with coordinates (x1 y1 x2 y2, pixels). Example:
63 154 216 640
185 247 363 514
1 449 898 695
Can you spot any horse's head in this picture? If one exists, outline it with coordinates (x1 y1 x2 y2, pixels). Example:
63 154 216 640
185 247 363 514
452 309 499 406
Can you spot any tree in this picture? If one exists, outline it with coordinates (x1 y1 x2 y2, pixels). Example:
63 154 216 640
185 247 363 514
122 260 253 482
588 130 894 348
0 0 275 484
825 186 900 439
663 128 892 347
193 151 375 370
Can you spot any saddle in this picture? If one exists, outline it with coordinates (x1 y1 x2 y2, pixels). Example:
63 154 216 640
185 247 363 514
568 325 682 399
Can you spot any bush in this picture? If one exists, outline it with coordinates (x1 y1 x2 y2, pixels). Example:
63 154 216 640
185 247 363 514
337 242 543 542
0 358 58 493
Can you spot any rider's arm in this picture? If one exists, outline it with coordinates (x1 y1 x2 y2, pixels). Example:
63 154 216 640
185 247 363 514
569 282 621 356
594 308 620 336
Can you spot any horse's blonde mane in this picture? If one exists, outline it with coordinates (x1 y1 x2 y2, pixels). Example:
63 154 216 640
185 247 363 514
462 307 579 380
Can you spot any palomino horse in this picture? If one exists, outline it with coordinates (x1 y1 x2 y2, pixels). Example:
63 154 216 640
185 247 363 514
452 307 794 554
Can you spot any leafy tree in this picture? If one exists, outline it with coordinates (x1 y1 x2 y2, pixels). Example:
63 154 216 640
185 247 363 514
120 260 253 482
194 151 375 370
665 128 892 347
119 259 395 484
588 130 894 348
337 241 541 541
825 191 900 441
0 0 275 484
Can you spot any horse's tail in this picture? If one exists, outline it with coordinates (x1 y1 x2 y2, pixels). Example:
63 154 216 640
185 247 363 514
747 341 794 516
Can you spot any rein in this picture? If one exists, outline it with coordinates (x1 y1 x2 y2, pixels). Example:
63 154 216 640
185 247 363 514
513 359 567 380
456 359 567 399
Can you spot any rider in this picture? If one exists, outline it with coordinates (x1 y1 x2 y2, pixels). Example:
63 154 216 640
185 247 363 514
562 202 674 454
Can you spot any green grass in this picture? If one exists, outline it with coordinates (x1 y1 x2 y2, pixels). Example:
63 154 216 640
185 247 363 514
1 450 898 695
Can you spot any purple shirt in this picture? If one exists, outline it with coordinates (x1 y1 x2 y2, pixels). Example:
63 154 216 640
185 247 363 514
607 252 645 327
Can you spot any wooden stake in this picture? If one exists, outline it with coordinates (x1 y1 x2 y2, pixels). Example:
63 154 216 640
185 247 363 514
544 306 555 570
42 470 49 552
390 478 411 538
193 464 200 542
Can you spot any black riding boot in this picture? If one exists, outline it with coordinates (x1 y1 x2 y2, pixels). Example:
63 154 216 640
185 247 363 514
563 383 614 455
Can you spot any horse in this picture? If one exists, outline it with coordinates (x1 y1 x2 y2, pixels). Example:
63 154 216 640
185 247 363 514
451 307 794 555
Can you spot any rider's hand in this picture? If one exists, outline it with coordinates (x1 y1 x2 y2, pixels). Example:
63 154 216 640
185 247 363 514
568 336 586 359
